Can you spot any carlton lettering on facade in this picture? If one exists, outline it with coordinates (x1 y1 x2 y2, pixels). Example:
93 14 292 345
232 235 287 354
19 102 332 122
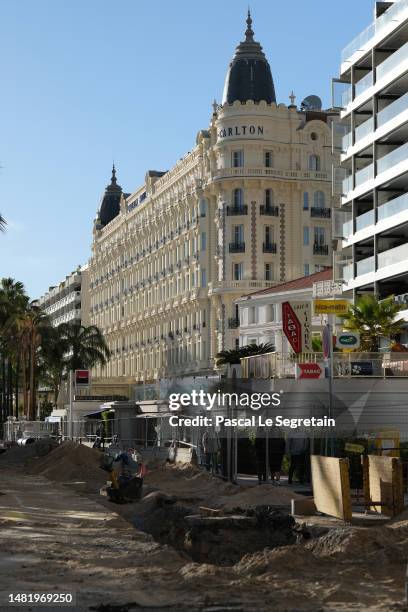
218 125 264 139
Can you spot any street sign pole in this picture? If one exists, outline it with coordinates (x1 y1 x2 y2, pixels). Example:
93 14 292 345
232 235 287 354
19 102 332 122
328 315 334 457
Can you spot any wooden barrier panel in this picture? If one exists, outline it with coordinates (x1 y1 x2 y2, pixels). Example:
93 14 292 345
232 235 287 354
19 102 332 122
311 455 352 522
367 455 404 517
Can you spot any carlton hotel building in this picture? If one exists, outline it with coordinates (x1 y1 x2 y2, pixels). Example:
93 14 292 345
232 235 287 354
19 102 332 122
89 13 337 387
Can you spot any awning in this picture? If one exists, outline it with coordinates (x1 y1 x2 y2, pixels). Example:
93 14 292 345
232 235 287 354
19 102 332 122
83 407 115 418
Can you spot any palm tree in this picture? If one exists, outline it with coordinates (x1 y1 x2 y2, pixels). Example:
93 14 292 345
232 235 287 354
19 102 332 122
0 214 6 232
0 278 29 418
15 304 51 419
216 342 275 366
342 294 405 352
57 321 110 372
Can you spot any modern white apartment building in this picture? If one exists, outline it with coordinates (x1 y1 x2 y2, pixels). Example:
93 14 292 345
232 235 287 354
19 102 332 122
333 0 408 322
89 12 337 386
37 265 90 327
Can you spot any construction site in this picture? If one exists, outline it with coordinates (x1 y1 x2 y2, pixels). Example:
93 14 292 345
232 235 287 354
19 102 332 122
1 435 408 612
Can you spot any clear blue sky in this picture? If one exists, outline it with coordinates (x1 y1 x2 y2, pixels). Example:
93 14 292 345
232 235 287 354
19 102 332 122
0 0 374 299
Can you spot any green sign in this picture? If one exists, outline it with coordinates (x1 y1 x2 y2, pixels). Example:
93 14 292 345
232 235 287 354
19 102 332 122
336 332 360 349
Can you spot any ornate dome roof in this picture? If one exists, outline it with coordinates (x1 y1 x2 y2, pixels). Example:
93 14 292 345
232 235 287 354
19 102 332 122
99 165 122 227
222 11 276 105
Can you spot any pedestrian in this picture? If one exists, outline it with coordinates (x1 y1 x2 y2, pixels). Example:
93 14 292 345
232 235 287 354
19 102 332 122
268 430 286 484
255 428 267 484
201 431 211 471
287 437 309 485
207 432 221 474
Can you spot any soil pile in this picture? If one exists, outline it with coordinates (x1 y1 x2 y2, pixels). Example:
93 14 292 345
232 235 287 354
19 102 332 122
209 483 304 511
0 440 57 466
27 441 106 490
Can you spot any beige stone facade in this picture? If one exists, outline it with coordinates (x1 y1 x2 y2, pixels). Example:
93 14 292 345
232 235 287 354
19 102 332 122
89 100 337 384
89 18 337 386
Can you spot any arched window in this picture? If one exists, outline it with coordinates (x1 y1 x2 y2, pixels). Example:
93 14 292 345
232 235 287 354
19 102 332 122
314 191 325 208
233 188 243 207
265 189 274 207
309 155 321 171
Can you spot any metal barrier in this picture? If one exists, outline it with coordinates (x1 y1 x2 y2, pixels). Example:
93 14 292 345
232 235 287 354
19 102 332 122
241 352 408 379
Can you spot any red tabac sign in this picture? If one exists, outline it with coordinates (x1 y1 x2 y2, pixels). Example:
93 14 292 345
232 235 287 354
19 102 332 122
296 363 324 379
75 369 90 386
282 301 302 354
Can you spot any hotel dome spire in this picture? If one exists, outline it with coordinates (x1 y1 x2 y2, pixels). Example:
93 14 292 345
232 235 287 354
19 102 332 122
222 10 276 105
98 164 123 227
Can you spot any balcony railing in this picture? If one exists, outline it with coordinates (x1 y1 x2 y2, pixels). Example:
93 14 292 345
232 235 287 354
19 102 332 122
377 141 408 175
313 244 329 255
355 71 373 98
378 242 408 269
341 0 408 66
377 39 408 82
229 242 245 253
377 91 408 129
355 117 374 144
378 192 408 221
356 255 375 276
228 317 240 329
355 163 374 187
226 205 248 216
260 205 279 216
263 242 277 253
311 207 331 218
355 209 375 231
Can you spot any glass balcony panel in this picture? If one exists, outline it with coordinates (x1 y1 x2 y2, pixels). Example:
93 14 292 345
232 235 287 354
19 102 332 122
342 131 352 152
378 242 408 268
355 117 374 143
377 141 408 174
377 91 408 128
342 0 408 66
343 263 354 281
377 40 408 82
343 219 353 239
355 163 373 187
355 71 373 98
356 256 375 276
378 193 408 220
355 209 375 231
341 23 375 65
342 174 353 194
342 87 352 108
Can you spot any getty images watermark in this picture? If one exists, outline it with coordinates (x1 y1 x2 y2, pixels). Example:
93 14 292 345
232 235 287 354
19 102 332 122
167 390 336 430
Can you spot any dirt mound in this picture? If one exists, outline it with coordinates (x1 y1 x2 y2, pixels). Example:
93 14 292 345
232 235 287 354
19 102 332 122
144 463 238 500
0 440 57 466
27 441 106 490
306 525 405 560
209 483 304 510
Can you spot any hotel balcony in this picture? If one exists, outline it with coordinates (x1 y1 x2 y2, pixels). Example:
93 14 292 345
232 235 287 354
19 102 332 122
226 205 248 216
228 317 240 329
229 242 245 253
263 242 277 253
208 280 275 295
313 244 329 256
260 205 279 216
310 207 331 219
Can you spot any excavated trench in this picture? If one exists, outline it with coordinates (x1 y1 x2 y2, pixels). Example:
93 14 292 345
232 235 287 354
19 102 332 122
130 491 310 566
